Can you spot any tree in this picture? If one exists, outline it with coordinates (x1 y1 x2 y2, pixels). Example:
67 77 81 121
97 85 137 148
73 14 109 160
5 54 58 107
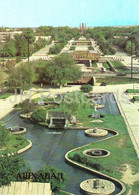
0 122 8 148
3 40 16 57
35 54 82 86
32 166 67 192
126 41 135 54
20 99 36 114
0 153 28 187
22 28 35 44
49 53 82 86
0 67 5 87
31 108 47 122
80 84 92 93
8 62 35 91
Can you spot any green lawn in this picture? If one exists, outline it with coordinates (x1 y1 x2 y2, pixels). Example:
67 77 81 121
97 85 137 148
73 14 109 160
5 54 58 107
133 96 139 101
0 133 30 155
92 63 97 68
110 61 130 73
69 46 75 50
54 191 72 195
88 46 94 50
96 76 139 85
33 97 54 103
103 62 110 70
0 93 11 99
68 114 138 194
126 89 139 93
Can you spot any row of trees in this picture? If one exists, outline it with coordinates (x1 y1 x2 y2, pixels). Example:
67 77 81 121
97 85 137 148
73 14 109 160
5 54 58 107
86 26 139 56
36 26 81 41
0 28 51 59
86 28 116 55
7 53 82 91
36 26 81 54
49 39 67 54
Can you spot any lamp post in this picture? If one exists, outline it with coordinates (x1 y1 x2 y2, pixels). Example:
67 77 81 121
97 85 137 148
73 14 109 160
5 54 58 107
128 32 136 80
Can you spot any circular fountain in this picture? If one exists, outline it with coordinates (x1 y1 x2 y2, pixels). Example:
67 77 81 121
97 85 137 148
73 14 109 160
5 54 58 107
80 179 115 195
8 126 26 135
85 128 108 137
83 148 110 158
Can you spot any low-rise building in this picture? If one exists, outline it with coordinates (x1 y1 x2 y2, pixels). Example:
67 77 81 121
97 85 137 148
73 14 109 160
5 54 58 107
0 31 22 42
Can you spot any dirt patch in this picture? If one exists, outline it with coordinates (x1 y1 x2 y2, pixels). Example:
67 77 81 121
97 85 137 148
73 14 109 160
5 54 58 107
121 164 139 194
121 164 139 186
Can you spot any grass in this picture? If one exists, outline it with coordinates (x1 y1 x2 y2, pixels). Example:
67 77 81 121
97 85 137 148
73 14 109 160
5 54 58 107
103 62 110 70
0 93 11 99
88 46 94 50
96 76 139 85
126 89 139 93
54 191 71 195
92 63 97 68
33 97 54 103
110 61 130 73
0 133 30 155
68 113 138 194
69 46 75 51
133 96 139 101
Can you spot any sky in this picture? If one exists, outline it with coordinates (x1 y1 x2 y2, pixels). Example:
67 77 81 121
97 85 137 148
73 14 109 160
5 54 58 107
0 0 139 28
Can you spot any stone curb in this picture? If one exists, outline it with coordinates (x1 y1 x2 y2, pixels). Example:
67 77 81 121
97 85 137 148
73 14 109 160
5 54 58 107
0 140 32 157
9 127 27 135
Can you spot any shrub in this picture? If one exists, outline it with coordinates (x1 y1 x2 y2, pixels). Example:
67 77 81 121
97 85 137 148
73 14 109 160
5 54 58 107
20 99 36 114
80 84 92 93
31 108 47 122
0 122 9 148
32 166 67 192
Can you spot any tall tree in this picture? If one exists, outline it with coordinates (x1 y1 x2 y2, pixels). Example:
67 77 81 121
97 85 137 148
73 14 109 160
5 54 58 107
8 62 35 91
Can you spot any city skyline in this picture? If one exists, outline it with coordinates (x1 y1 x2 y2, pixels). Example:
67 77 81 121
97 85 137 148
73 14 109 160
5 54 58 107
0 0 139 28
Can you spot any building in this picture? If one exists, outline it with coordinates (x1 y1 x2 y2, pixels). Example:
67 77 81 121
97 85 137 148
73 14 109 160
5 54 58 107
0 31 22 42
35 36 51 42
72 50 100 61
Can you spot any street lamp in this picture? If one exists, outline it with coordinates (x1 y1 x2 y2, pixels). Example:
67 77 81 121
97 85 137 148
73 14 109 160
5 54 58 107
24 31 32 63
128 32 136 80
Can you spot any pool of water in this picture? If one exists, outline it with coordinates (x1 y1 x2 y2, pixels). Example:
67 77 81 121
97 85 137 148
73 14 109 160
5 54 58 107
3 110 121 195
94 93 120 115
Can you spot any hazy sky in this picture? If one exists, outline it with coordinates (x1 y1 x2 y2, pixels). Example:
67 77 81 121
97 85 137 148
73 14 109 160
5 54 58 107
0 0 138 27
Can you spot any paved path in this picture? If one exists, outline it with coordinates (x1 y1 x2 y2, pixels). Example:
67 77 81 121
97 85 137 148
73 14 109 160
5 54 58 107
16 42 55 66
22 42 55 62
0 182 52 195
0 89 37 120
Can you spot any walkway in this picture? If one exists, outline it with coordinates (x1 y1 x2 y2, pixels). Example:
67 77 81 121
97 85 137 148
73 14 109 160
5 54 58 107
0 89 37 120
0 182 52 195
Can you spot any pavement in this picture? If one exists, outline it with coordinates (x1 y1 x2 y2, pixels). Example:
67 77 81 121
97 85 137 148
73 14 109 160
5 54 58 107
16 42 55 66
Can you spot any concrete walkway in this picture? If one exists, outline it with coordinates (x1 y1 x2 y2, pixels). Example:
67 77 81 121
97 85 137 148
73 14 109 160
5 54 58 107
0 89 37 120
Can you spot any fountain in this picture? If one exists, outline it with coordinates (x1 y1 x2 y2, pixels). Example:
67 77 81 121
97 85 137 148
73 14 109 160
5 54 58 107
83 148 110 158
80 179 115 195
85 127 108 137
8 126 26 135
